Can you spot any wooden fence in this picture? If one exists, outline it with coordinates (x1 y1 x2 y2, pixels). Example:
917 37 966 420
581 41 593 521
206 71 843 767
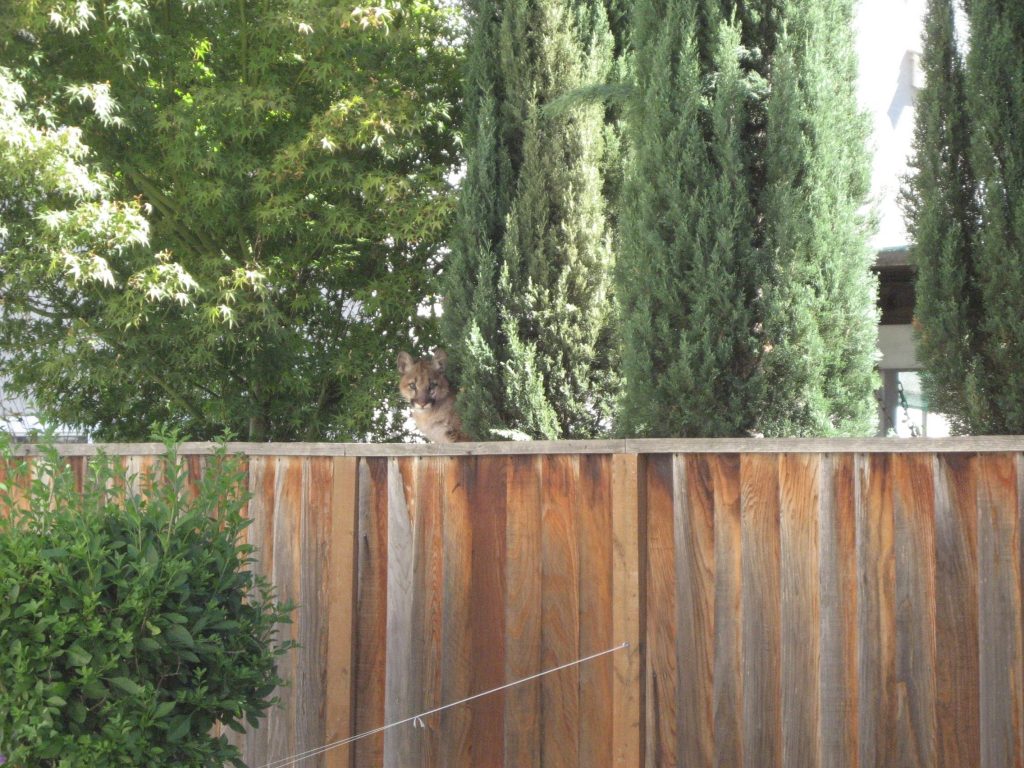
7 438 1024 767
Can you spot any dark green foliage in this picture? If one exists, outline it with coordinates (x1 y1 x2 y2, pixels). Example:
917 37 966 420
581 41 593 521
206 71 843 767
617 0 878 437
906 0 1024 433
0 0 461 441
0 436 293 767
442 0 618 439
903 0 980 434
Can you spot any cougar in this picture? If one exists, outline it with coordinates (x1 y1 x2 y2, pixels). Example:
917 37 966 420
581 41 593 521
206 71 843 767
396 348 467 443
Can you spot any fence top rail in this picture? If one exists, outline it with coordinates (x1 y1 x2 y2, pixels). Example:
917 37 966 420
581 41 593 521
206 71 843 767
7 436 1024 458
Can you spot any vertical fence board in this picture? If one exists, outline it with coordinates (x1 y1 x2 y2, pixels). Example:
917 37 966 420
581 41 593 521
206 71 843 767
440 456 474 767
506 455 543 768
611 453 644 768
542 454 581 767
677 454 715 768
818 454 858 768
780 453 821 768
978 453 1024 768
934 454 980 768
384 458 419 765
416 457 447 767
741 453 782 768
579 454 614 766
325 457 359 768
892 453 938 768
858 453 897 768
355 458 388 767
469 456 508 766
645 453 679 767
245 455 277 766
711 454 743 768
296 458 331 767
266 458 302 767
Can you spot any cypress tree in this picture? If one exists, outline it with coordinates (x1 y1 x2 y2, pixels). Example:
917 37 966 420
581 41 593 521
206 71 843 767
902 0 981 434
617 0 878 437
616 1 762 437
961 0 1024 431
443 0 617 438
758 0 878 436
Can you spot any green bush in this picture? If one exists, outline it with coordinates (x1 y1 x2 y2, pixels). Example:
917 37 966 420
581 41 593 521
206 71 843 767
0 437 294 767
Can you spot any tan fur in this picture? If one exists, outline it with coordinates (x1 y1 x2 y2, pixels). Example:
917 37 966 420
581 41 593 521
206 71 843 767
396 349 467 443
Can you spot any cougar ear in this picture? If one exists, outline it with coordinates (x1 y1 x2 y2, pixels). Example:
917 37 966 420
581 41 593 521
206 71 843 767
430 348 448 373
397 351 413 373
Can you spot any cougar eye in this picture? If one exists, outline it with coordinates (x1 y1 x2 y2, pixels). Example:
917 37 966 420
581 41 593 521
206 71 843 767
409 382 417 391
428 381 437 392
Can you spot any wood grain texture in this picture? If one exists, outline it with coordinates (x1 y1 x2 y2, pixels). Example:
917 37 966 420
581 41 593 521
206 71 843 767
297 457 331 767
440 456 474 767
542 454 581 768
933 454 979 768
505 454 543 768
858 453 897 768
741 453 782 768
268 457 303 767
578 454 614 767
676 455 716 768
645 453 679 767
28 435 1024 458
384 457 419 765
818 454 858 768
354 458 388 767
711 454 743 768
779 453 821 768
611 453 644 768
892 453 938 768
244 455 277 766
978 453 1024 768
469 456 508 767
325 457 359 768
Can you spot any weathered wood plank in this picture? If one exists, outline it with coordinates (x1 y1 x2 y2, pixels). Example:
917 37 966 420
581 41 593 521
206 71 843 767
354 458 388 767
978 453 1024 768
440 456 474 766
818 454 858 768
384 457 419 765
858 453 898 768
296 457 331 767
676 454 715 768
505 454 543 768
542 453 581 768
711 454 743 768
267 457 303 767
645 453 679 767
611 453 644 768
415 456 447 767
27 435 1024 458
741 453 782 768
325 457 359 768
244 455 277 766
779 453 821 768
933 453 979 768
469 456 507 766
579 454 614 767
892 452 938 768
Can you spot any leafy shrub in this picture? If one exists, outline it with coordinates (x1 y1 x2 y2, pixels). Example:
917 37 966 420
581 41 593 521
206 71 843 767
0 437 294 767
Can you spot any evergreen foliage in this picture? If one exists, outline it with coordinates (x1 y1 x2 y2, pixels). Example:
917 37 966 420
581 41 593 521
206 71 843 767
902 0 980 434
442 0 618 439
0 0 461 441
0 436 293 767
906 0 1024 433
617 0 878 437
